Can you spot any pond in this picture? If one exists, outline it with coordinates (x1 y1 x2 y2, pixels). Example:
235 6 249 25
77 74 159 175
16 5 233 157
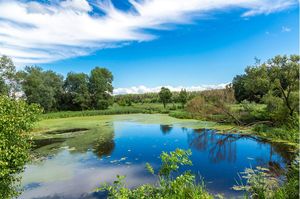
20 120 293 199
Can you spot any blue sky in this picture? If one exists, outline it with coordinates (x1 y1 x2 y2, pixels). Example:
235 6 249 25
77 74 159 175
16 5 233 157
0 0 298 93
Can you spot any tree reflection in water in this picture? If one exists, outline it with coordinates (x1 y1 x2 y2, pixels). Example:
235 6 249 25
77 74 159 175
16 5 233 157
187 129 293 175
160 125 173 135
188 129 238 163
94 139 115 157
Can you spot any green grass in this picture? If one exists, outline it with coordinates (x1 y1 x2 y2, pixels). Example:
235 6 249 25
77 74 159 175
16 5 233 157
42 103 181 119
40 101 298 146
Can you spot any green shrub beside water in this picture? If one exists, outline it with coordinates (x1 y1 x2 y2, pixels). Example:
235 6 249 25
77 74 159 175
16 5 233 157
96 149 213 199
0 96 41 199
234 157 299 199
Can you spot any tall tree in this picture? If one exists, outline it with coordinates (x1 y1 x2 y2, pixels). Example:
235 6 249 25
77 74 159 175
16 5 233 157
64 72 91 110
178 89 188 108
159 87 172 108
266 55 299 117
232 65 269 103
18 66 63 112
0 55 18 97
89 67 113 110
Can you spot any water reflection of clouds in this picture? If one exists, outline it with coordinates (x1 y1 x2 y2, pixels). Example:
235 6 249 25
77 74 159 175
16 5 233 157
20 150 156 199
21 122 292 198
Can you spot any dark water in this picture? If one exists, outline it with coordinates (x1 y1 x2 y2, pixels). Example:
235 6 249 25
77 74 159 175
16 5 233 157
20 122 293 199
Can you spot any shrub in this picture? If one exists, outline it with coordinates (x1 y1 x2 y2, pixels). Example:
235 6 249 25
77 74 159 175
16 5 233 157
233 166 279 198
96 149 213 199
0 96 42 198
169 110 192 119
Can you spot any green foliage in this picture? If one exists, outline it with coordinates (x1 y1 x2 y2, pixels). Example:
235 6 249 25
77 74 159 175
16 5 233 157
18 66 64 112
16 64 114 111
232 55 299 126
168 110 192 119
41 106 148 119
274 158 299 199
233 166 279 198
159 87 172 108
253 124 299 143
0 96 41 198
178 89 188 108
63 72 91 110
96 149 212 199
0 55 18 97
234 158 300 199
89 67 113 110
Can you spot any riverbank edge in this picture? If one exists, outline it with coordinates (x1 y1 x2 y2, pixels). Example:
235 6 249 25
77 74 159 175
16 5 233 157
34 113 298 150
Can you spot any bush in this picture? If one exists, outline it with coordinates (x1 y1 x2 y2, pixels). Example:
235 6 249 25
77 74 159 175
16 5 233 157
0 96 42 198
253 124 299 143
169 110 192 119
96 149 213 199
274 158 299 198
233 166 279 198
234 158 299 199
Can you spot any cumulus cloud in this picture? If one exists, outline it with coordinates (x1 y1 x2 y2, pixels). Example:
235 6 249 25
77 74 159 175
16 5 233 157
0 0 296 65
113 83 229 95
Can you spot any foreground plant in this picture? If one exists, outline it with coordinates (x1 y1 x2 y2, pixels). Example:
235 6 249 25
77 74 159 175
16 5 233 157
233 166 279 198
96 149 213 199
0 96 41 198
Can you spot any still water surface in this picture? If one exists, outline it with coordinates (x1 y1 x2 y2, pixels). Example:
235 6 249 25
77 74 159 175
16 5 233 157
20 122 292 198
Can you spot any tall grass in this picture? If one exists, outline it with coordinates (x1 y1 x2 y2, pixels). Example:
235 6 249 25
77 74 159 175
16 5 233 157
42 103 182 119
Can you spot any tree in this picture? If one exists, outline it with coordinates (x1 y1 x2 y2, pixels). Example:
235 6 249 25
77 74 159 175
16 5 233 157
232 75 248 103
178 89 188 108
0 96 41 198
64 72 91 110
0 55 18 97
89 67 113 110
159 87 172 108
232 55 299 125
18 66 64 112
267 55 299 117
232 65 269 103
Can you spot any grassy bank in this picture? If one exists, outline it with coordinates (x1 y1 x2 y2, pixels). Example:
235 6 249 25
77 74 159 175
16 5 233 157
41 103 298 146
42 103 178 119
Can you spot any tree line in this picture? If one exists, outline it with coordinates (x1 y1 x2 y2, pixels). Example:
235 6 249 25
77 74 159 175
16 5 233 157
0 56 113 112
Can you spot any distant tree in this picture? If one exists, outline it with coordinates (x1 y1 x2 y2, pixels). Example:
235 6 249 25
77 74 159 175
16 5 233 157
159 87 172 108
18 66 64 112
0 55 18 97
64 72 91 110
178 89 188 108
89 67 113 110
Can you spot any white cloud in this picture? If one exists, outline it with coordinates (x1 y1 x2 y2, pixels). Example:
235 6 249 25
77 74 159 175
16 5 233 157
0 0 296 65
281 26 291 32
113 83 229 95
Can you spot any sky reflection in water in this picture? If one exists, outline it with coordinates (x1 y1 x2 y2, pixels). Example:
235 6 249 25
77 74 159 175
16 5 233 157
20 122 291 198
